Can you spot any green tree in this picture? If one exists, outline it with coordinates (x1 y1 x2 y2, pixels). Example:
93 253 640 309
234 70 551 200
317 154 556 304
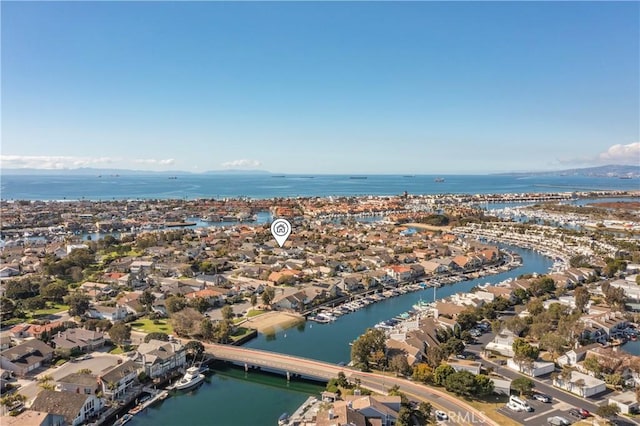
184 340 204 358
433 364 455 386
40 282 69 302
530 276 556 297
250 293 258 307
444 370 477 397
139 290 156 312
474 374 494 397
396 406 413 426
64 294 90 316
504 316 529 337
350 328 386 371
389 354 411 376
412 363 433 384
261 287 275 307
0 297 16 319
165 295 187 314
221 305 234 322
526 299 544 316
456 310 478 331
108 322 131 348
595 404 620 419
441 338 465 357
144 332 169 343
201 318 214 340
425 345 445 368
583 356 602 378
574 286 590 313
189 296 210 314
512 338 539 363
511 377 534 397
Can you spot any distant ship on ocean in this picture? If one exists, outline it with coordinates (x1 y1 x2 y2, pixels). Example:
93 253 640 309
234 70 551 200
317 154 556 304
434 177 445 183
349 176 368 180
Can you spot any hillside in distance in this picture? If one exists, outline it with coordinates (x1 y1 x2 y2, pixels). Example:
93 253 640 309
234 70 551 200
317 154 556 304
496 164 640 178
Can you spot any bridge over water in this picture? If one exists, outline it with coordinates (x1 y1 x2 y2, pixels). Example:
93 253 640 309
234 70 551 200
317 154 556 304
204 343 496 426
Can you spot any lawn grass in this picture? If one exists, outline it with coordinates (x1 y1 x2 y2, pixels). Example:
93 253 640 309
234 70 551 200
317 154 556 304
230 327 255 343
463 396 521 426
26 303 70 319
247 309 265 318
130 318 174 334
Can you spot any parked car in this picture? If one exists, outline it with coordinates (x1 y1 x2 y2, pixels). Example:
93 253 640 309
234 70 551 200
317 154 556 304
578 408 590 417
568 408 587 419
75 354 92 361
533 393 552 403
507 402 522 412
435 410 449 421
547 416 570 426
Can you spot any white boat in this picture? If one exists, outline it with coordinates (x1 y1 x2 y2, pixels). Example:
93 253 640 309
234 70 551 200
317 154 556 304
113 414 133 426
173 366 205 391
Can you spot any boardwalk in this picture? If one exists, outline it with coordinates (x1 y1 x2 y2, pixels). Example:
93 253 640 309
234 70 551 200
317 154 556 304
204 343 497 426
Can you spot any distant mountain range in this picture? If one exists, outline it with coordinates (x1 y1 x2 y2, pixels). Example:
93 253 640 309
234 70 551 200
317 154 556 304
496 164 640 178
0 167 271 176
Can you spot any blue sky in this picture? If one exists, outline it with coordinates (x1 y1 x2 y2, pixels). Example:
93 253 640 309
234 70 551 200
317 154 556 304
2 1 639 174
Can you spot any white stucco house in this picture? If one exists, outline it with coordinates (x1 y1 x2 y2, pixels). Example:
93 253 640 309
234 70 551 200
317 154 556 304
507 358 554 377
553 370 606 397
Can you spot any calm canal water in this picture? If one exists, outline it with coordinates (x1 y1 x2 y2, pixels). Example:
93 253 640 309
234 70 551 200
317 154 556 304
130 244 552 426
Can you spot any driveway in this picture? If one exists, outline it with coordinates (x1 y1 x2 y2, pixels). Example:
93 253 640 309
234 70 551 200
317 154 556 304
18 352 123 404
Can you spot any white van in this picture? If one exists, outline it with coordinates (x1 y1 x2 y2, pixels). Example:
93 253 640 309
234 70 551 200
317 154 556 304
509 395 533 412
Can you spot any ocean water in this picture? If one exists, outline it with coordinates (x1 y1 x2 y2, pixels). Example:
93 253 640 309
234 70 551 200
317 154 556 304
1 173 638 201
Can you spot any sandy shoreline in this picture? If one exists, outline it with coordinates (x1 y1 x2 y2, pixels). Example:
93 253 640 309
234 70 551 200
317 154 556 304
402 223 452 231
243 311 305 334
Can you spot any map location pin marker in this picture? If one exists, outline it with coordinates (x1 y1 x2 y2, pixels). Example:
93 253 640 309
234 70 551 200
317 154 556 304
270 218 292 247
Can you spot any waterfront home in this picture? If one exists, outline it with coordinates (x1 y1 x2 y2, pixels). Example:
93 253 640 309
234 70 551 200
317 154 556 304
433 301 466 318
580 310 628 342
553 370 606 397
0 339 54 377
56 371 100 395
0 410 66 426
386 339 423 366
51 328 106 353
273 291 309 312
98 360 139 401
344 395 401 426
485 329 516 357
136 339 186 379
556 343 602 367
420 260 449 275
30 389 104 426
584 347 640 385
316 400 367 426
506 358 554 377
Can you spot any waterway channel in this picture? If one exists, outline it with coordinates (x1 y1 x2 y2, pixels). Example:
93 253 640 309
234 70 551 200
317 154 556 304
129 243 553 426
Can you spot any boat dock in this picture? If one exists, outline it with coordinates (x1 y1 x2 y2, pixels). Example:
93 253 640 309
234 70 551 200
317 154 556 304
129 388 169 415
282 396 321 425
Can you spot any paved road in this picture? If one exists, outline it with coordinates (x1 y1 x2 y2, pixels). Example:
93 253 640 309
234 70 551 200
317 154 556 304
204 342 498 426
465 332 640 426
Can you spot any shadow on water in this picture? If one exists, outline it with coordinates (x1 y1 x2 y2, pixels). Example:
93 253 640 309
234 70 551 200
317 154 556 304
211 361 326 394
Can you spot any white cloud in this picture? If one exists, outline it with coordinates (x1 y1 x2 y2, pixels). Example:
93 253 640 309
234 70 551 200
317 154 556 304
597 142 640 165
0 155 177 170
0 155 117 169
221 159 262 169
133 158 175 165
